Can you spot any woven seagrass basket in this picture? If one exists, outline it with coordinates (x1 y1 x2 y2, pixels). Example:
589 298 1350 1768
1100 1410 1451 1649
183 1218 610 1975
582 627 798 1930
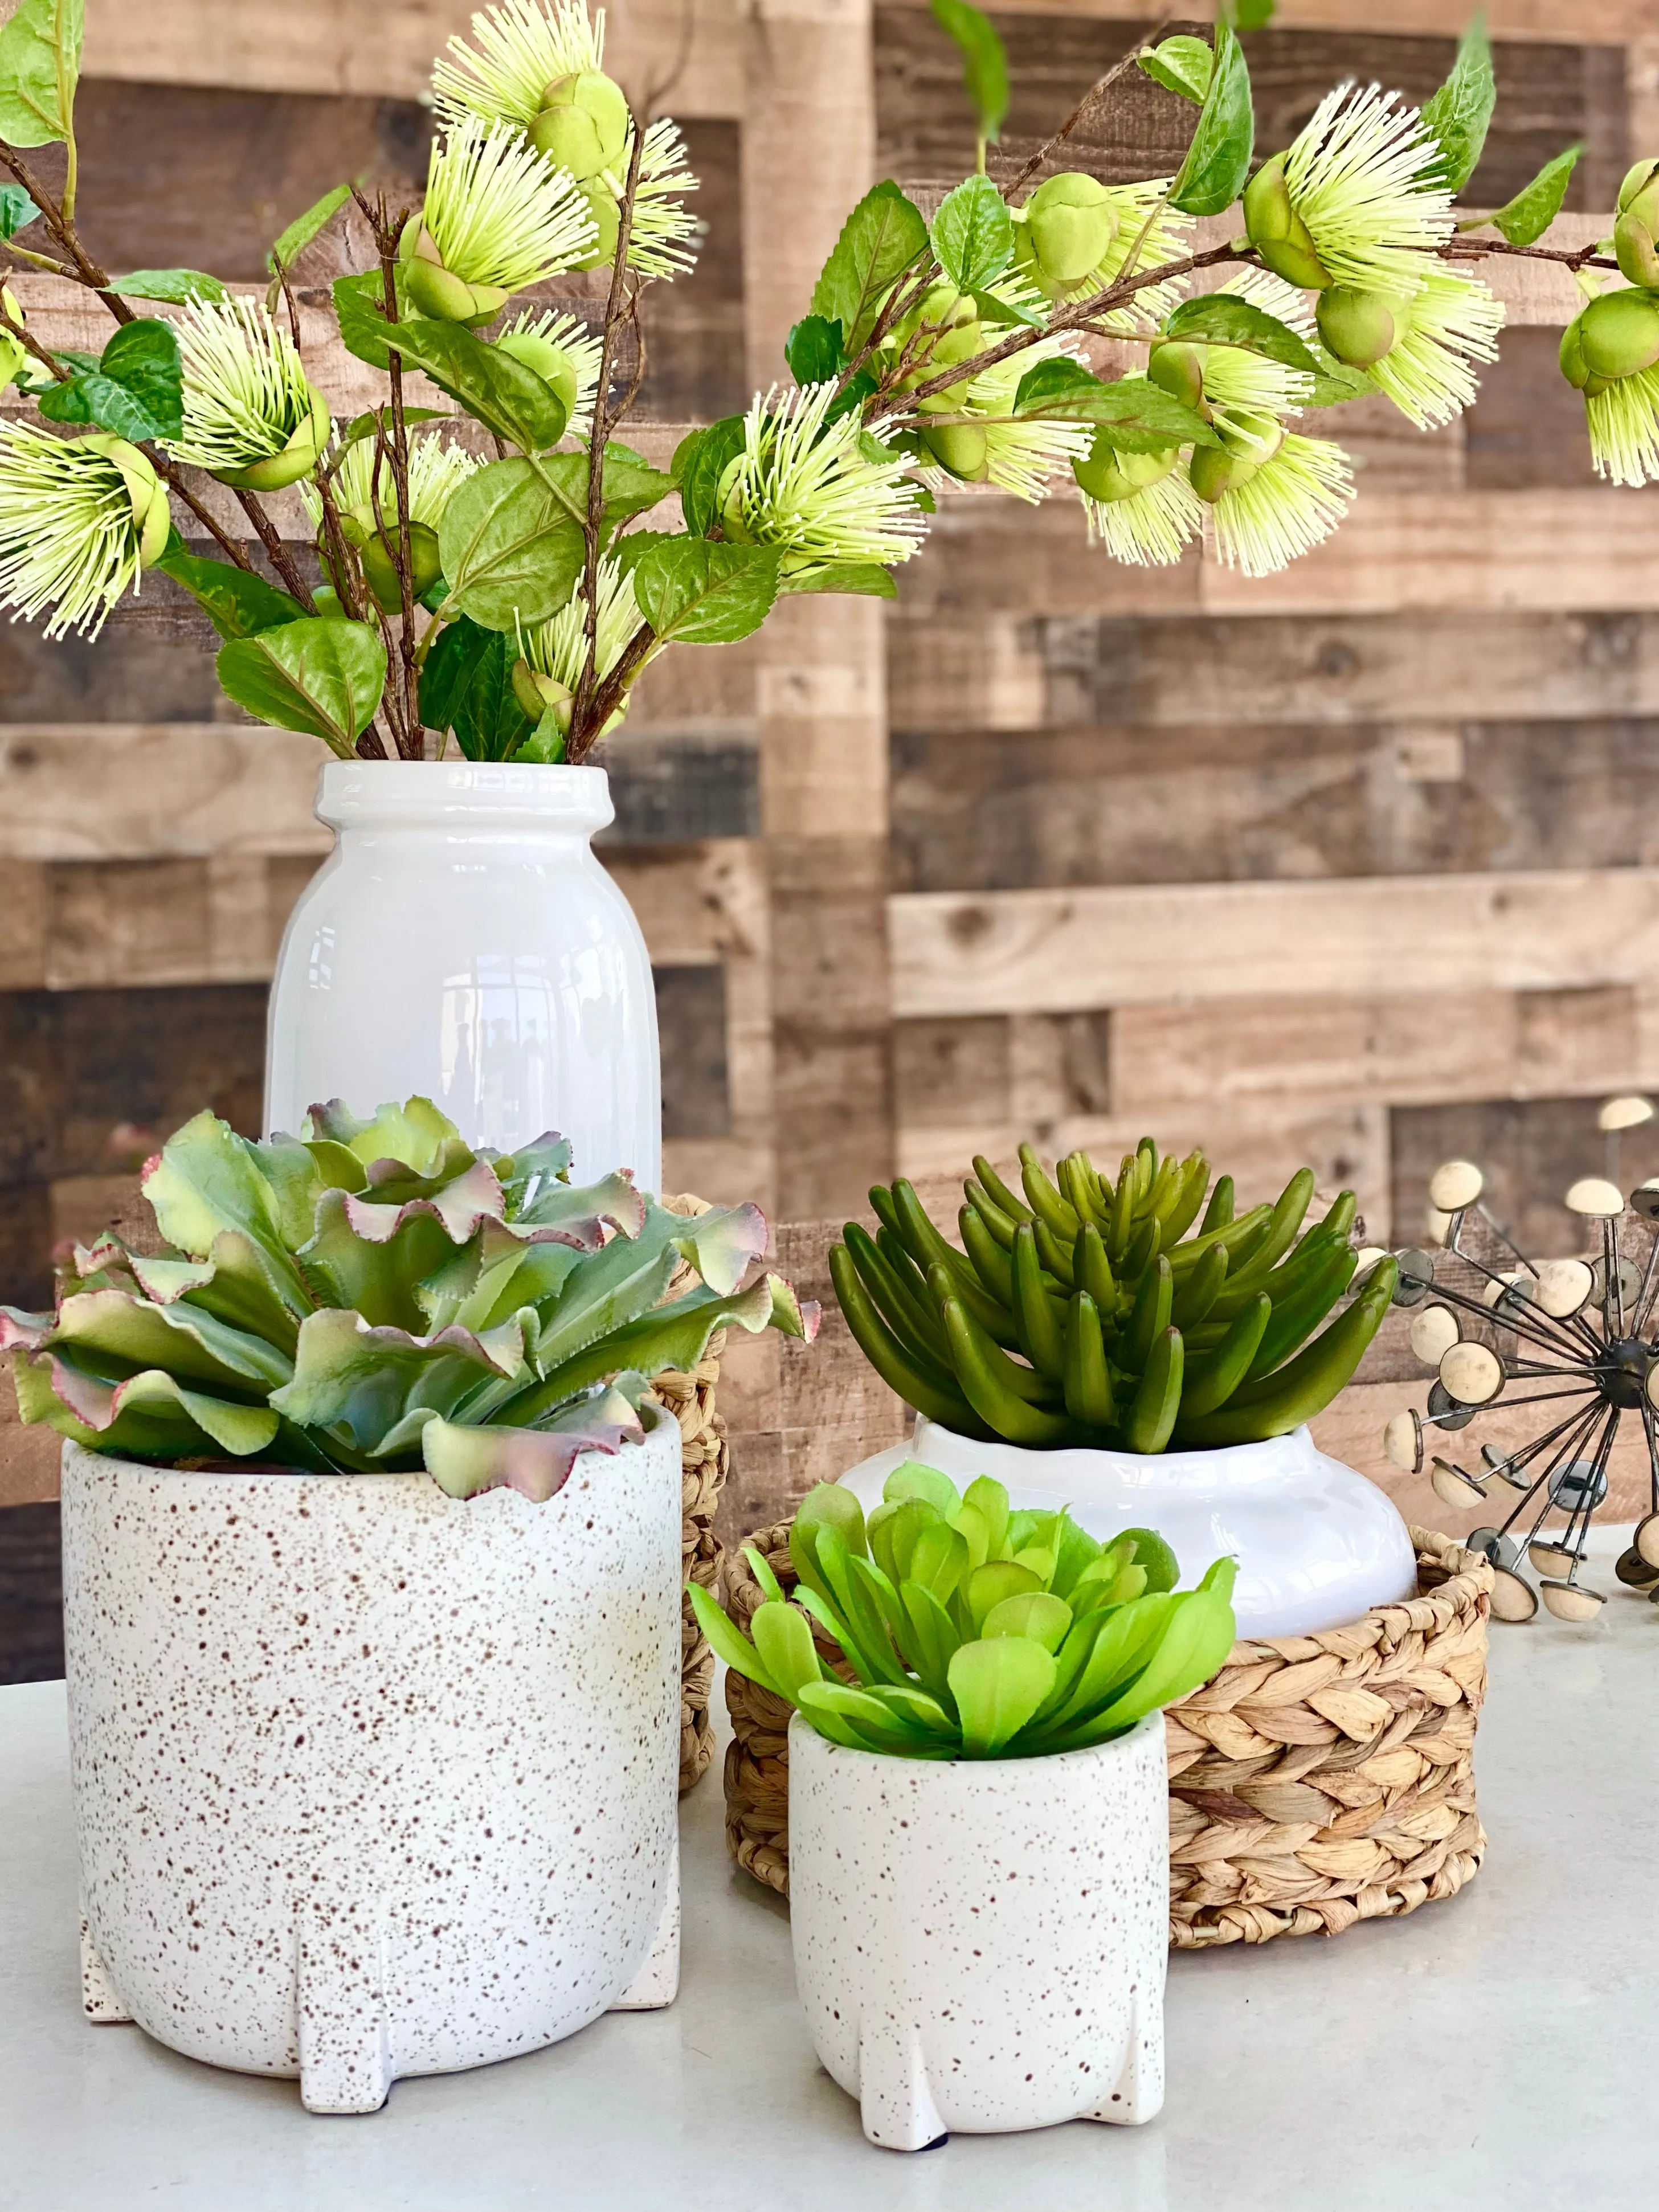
656 1196 731 1797
722 1520 1493 1942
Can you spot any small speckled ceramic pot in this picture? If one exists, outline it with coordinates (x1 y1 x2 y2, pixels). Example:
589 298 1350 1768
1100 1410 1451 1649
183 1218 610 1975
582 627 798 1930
62 1406 683 2114
788 1711 1167 2150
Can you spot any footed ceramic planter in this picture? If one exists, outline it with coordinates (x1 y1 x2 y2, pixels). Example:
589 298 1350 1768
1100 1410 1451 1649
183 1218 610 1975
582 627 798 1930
788 1712 1167 2150
264 760 660 1186
840 1416 1417 1639
61 1408 682 2113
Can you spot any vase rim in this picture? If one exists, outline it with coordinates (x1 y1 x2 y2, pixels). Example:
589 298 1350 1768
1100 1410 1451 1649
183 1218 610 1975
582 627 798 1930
912 1414 1324 1492
314 758 614 832
786 1706 1164 1776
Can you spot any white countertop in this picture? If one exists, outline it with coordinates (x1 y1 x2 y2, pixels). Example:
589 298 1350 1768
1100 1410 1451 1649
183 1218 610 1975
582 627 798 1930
3 1524 1656 2212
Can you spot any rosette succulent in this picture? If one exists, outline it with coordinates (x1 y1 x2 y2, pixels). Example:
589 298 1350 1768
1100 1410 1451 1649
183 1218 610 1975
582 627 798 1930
693 1465 1237 1760
831 1141 1396 1454
1 1097 815 1502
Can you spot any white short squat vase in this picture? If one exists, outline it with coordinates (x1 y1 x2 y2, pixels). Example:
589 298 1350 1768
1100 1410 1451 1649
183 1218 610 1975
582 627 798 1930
839 1416 1417 1640
265 759 660 1187
788 1712 1168 2150
61 1409 682 2114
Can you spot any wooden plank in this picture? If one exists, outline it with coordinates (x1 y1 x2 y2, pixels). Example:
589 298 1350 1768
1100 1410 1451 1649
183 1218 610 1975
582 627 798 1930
83 0 746 117
891 715 1659 894
878 0 1653 44
890 608 1659 734
0 1372 60 1510
0 726 328 862
889 868 1659 1019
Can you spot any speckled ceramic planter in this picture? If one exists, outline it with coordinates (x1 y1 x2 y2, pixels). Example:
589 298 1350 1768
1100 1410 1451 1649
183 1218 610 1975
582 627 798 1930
787 1711 1168 2151
60 1408 683 2114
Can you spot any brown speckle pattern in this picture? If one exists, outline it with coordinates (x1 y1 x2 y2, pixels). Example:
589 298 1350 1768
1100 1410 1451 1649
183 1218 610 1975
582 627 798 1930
61 1410 682 2113
788 1712 1168 2150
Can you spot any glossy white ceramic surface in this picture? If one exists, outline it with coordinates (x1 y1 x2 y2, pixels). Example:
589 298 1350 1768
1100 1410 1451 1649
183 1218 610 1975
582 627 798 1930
838 1417 1418 1639
60 1410 682 2113
790 1714 1167 2149
264 761 660 1186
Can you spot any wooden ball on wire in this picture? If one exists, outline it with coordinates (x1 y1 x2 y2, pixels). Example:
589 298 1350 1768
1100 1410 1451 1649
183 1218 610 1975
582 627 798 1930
1428 1160 1483 1212
1409 1303 1460 1364
1439 1341 1503 1406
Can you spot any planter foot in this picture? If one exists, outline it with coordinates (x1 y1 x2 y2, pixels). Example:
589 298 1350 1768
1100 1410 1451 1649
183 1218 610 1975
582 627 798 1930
856 2021 948 2152
79 1917 132 2023
1083 1981 1165 2127
610 1838 680 2010
296 1919 392 2115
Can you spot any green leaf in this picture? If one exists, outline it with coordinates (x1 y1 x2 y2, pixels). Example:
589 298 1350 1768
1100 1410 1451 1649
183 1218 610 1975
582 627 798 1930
153 537 309 640
452 626 534 760
750 1598 823 1704
1137 34 1215 105
673 415 746 537
436 457 586 631
590 441 677 530
688 1581 783 1698
269 182 354 273
387 318 568 453
0 0 81 149
811 181 931 353
778 562 898 599
216 617 387 757
1480 144 1581 247
629 538 781 645
785 314 845 384
112 268 228 305
1421 15 1495 194
1227 0 1276 26
1168 22 1253 218
1012 358 1220 449
37 316 184 441
1163 292 1318 374
0 182 38 236
930 173 1014 294
948 1636 1056 1756
418 612 520 750
1304 358 1373 407
928 0 1009 149
340 405 451 447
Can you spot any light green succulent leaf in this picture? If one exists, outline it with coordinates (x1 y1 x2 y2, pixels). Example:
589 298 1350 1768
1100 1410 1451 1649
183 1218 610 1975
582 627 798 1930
688 1579 783 1696
296 1137 369 1195
297 1188 465 1332
750 1598 823 1704
336 1156 508 1249
513 1167 644 1243
1119 1524 1182 1592
862 1681 958 1738
745 1543 787 1606
25 1350 280 1462
882 1459 959 1513
0 0 81 150
797 1678 947 1755
960 1473 1011 1559
422 1380 645 1502
794 1477 869 1560
908 1517 970 1602
871 1495 940 1587
964 1557 1044 1633
130 1229 304 1356
948 1636 1056 1756
51 1286 292 1392
663 1199 769 1297
493 1129 575 1201
302 1095 463 1175
522 1274 789 1421
420 1226 585 1338
269 1307 524 1453
1035 1591 1175 1733
520 1225 683 1375
981 1589 1073 1650
950 1499 990 1572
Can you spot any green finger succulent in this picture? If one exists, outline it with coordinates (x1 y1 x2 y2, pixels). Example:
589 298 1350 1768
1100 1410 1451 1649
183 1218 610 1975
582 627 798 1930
1 1096 815 1502
691 1465 1237 1760
830 1141 1396 1454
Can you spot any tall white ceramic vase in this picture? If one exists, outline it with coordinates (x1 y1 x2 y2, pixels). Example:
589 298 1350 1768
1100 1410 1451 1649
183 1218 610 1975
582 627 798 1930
789 1712 1168 2149
62 1409 683 2113
265 760 660 1185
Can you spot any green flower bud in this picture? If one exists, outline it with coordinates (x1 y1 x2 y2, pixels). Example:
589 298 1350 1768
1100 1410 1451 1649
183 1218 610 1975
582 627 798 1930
570 181 622 271
312 583 342 616
1617 158 1659 218
352 516 442 614
493 330 579 419
0 283 26 394
1577 288 1659 382
714 453 754 541
1614 208 1659 292
1021 173 1119 287
215 386 332 492
1559 313 1590 390
1314 286 1397 369
1188 441 1262 503
1241 153 1333 289
84 434 172 567
1147 340 1207 411
404 247 477 323
1072 437 1179 503
527 71 631 183
920 420 990 481
511 657 574 727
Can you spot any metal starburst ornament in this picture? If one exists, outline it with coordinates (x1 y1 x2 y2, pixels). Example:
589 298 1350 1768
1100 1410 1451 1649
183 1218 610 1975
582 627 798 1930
1380 1097 1659 1626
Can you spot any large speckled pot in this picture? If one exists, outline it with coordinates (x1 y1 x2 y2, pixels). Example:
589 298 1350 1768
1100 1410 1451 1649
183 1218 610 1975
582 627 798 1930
787 1711 1167 2151
61 1409 682 2114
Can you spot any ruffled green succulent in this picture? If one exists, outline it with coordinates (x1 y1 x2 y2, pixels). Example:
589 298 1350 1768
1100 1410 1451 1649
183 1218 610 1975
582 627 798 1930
2 1098 815 1502
831 1141 1396 1454
692 1464 1237 1760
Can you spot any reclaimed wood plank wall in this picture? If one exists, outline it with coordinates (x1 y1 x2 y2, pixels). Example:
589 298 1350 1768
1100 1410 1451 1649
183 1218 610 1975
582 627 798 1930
7 0 1659 1639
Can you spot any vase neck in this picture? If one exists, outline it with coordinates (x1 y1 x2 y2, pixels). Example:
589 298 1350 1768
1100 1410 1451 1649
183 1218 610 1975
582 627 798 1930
314 759 614 837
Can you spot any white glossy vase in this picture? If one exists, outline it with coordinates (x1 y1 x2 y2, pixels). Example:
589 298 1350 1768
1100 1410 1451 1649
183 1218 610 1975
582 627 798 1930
265 760 660 1186
789 1712 1168 2150
840 1417 1418 1639
60 1409 683 2113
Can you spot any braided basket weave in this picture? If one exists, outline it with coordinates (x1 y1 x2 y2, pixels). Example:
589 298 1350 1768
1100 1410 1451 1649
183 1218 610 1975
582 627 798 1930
722 1520 1492 1941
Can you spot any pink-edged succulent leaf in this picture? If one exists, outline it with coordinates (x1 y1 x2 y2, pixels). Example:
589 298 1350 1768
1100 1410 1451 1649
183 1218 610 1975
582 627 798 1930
511 1166 644 1244
129 1228 303 1354
0 1305 54 1353
19 1350 280 1459
300 1095 462 1177
267 1306 529 1456
341 1156 507 1246
493 1130 575 1212
665 1200 769 1297
767 1274 822 1342
297 1186 462 1332
508 1273 800 1424
50 1286 293 1391
142 1110 313 1313
422 1380 646 1503
414 1217 585 1335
